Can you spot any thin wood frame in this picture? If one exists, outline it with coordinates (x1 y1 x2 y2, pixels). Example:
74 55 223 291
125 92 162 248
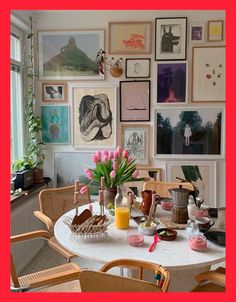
42 82 67 103
120 124 150 166
207 20 224 42
192 46 225 102
108 21 152 54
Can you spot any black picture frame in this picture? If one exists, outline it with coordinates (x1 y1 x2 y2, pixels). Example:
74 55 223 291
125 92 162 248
119 80 151 122
155 17 187 61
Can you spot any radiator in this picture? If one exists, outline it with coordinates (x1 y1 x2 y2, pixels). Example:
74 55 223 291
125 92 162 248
11 187 47 274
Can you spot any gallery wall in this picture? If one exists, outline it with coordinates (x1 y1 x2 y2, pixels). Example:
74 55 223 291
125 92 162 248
13 10 226 207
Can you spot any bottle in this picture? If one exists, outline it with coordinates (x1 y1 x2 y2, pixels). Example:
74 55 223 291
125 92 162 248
186 219 199 237
115 186 129 229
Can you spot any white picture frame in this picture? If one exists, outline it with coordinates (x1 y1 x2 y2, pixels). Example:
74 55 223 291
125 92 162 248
154 106 225 159
166 161 217 207
189 22 205 44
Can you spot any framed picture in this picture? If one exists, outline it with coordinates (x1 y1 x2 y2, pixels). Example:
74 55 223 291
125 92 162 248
42 82 67 103
41 105 70 144
192 46 225 102
54 152 99 195
154 106 225 159
72 86 117 149
108 21 152 54
125 58 150 78
120 80 150 122
166 161 217 207
38 30 105 80
189 23 205 44
155 17 187 61
207 20 224 42
120 124 150 166
157 62 187 103
123 168 161 197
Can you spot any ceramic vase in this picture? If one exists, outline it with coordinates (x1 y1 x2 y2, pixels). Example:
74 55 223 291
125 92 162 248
104 187 117 208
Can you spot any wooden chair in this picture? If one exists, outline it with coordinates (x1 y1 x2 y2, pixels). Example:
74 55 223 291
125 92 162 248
100 259 170 292
79 270 163 292
29 258 170 292
191 267 225 292
143 181 194 198
11 230 81 292
33 184 91 261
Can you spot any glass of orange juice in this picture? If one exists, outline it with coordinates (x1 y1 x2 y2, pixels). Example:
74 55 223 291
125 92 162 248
115 207 130 229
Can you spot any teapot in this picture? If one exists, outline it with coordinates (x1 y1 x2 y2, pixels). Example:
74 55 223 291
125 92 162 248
169 185 196 208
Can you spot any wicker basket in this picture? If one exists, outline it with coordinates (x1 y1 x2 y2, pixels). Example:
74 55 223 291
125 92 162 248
64 214 113 241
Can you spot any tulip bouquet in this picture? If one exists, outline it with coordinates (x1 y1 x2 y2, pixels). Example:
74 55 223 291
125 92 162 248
80 146 142 194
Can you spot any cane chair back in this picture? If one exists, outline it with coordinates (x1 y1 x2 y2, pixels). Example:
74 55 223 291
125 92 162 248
143 181 194 198
100 258 170 292
10 230 81 292
191 267 226 292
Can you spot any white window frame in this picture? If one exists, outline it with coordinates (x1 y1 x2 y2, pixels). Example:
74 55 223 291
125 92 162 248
10 24 25 164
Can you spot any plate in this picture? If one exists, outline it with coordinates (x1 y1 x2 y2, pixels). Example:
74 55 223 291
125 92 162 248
205 231 225 246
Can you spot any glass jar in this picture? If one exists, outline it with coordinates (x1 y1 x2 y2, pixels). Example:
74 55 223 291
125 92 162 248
115 186 130 229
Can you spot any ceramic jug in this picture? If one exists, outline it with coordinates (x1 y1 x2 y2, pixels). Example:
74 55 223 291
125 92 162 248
169 185 196 208
140 190 153 215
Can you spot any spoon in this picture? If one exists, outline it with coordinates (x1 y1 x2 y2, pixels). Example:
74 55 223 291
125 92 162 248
148 234 158 252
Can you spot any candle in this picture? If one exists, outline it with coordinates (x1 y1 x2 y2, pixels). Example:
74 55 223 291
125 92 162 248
115 207 129 229
100 177 105 191
75 179 80 191
99 189 104 215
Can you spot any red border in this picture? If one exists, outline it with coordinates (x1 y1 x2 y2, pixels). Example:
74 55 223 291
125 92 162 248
2 1 234 302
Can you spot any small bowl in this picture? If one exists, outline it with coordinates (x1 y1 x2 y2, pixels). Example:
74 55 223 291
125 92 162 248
127 229 144 246
138 222 157 235
156 228 177 241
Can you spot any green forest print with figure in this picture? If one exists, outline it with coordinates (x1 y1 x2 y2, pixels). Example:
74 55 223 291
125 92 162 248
156 108 222 155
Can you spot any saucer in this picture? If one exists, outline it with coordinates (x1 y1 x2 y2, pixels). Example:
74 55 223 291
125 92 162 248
205 231 225 246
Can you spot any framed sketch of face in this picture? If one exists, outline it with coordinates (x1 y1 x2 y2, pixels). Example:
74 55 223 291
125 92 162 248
125 58 150 78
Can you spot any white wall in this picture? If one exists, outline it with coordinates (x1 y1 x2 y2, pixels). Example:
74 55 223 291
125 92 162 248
13 10 226 207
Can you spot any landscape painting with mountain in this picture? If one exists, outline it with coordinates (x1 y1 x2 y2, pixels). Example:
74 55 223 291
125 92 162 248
154 107 224 158
38 30 105 80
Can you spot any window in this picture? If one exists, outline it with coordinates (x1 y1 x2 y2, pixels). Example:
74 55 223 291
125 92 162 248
10 26 24 165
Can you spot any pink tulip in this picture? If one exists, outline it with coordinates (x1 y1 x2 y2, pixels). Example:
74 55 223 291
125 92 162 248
112 162 118 170
103 149 109 157
108 151 114 160
85 169 93 180
122 149 129 158
132 170 139 178
102 154 108 164
95 150 101 162
110 170 116 178
92 154 99 164
116 146 122 154
114 151 119 159
80 185 88 194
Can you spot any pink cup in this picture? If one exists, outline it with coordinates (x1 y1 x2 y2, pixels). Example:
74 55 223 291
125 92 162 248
188 235 207 252
127 229 144 247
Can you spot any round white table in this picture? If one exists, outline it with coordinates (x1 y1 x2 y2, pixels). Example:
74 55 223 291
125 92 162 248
54 202 225 292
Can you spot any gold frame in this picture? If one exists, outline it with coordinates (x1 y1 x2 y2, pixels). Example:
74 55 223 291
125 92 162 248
42 82 67 103
207 20 224 42
108 21 152 54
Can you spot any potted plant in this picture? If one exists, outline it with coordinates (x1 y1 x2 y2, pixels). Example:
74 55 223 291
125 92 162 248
25 16 46 183
12 157 33 190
